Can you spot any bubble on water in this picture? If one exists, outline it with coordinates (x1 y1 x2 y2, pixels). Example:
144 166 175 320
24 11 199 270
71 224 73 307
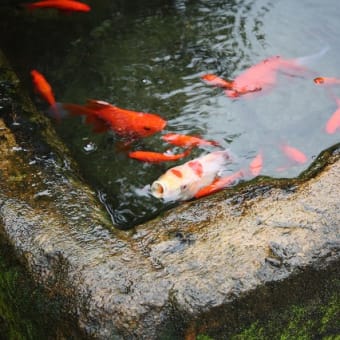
83 141 97 153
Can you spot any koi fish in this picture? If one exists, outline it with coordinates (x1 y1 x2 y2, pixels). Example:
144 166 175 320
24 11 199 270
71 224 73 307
201 74 233 89
314 76 340 86
162 133 220 148
128 149 191 163
151 150 233 201
23 0 91 12
194 170 244 198
249 151 263 176
30 69 56 108
280 144 308 164
204 48 329 98
62 100 167 139
325 98 340 134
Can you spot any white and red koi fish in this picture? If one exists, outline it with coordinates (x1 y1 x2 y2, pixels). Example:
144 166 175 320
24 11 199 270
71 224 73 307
150 150 233 201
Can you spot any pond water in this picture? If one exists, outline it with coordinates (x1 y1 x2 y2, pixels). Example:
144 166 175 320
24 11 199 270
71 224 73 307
1 0 339 229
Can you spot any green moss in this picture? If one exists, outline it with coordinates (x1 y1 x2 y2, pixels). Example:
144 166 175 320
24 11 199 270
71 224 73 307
0 236 87 339
229 279 339 340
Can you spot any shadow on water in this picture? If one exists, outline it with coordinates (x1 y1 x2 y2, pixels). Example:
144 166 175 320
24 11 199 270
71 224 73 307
0 0 340 229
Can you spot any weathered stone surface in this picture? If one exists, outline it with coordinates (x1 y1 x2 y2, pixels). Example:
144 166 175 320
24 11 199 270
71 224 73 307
0 50 339 339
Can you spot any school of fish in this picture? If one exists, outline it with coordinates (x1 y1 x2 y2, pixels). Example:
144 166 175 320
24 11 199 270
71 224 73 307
27 2 339 203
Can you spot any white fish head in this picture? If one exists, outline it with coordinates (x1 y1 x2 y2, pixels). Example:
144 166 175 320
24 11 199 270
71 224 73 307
151 173 197 202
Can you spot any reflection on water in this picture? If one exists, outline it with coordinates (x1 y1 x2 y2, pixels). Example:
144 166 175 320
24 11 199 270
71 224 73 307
1 0 340 228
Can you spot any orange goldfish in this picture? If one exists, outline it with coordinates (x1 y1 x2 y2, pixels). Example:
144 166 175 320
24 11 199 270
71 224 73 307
30 69 56 108
62 100 167 139
280 144 307 164
314 77 340 85
194 170 244 198
249 152 263 176
23 0 91 12
151 150 232 201
201 74 234 89
128 149 191 163
162 133 220 148
325 98 340 134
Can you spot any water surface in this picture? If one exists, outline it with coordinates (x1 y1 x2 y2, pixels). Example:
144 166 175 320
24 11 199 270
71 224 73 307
1 0 339 228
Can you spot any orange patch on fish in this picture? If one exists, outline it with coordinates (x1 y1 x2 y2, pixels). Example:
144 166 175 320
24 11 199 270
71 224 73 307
171 169 183 178
195 170 244 198
188 160 203 177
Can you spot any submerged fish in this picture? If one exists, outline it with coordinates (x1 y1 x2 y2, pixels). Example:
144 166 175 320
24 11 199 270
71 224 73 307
31 69 56 107
203 47 329 98
201 74 233 89
249 151 263 176
280 143 308 164
162 133 220 148
194 152 263 198
23 0 91 12
62 100 167 139
325 98 340 134
128 149 191 163
314 76 340 86
194 170 244 198
151 150 233 201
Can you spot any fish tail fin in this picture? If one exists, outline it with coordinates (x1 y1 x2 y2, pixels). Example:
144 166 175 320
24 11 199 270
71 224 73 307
47 102 68 120
21 3 36 11
295 45 330 66
62 103 96 117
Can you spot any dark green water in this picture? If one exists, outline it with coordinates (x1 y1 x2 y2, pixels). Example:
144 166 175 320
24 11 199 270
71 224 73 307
1 0 340 228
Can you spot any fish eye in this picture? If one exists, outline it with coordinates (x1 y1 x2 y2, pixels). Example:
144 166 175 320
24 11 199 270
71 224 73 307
181 184 188 190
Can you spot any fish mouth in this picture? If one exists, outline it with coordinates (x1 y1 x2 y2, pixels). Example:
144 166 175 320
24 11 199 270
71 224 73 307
151 181 165 198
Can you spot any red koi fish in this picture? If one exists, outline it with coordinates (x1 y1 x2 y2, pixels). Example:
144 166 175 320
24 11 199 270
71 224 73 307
249 152 263 176
23 0 91 12
30 69 56 108
280 144 308 164
194 170 244 198
314 77 340 86
325 98 340 134
62 100 167 139
128 149 191 163
201 74 233 89
162 133 220 148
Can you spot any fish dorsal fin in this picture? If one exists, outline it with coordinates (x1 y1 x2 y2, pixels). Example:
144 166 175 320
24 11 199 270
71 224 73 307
188 160 203 177
86 99 113 111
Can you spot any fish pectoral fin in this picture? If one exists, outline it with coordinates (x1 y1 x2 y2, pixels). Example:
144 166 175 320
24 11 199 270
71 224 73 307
85 115 111 133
